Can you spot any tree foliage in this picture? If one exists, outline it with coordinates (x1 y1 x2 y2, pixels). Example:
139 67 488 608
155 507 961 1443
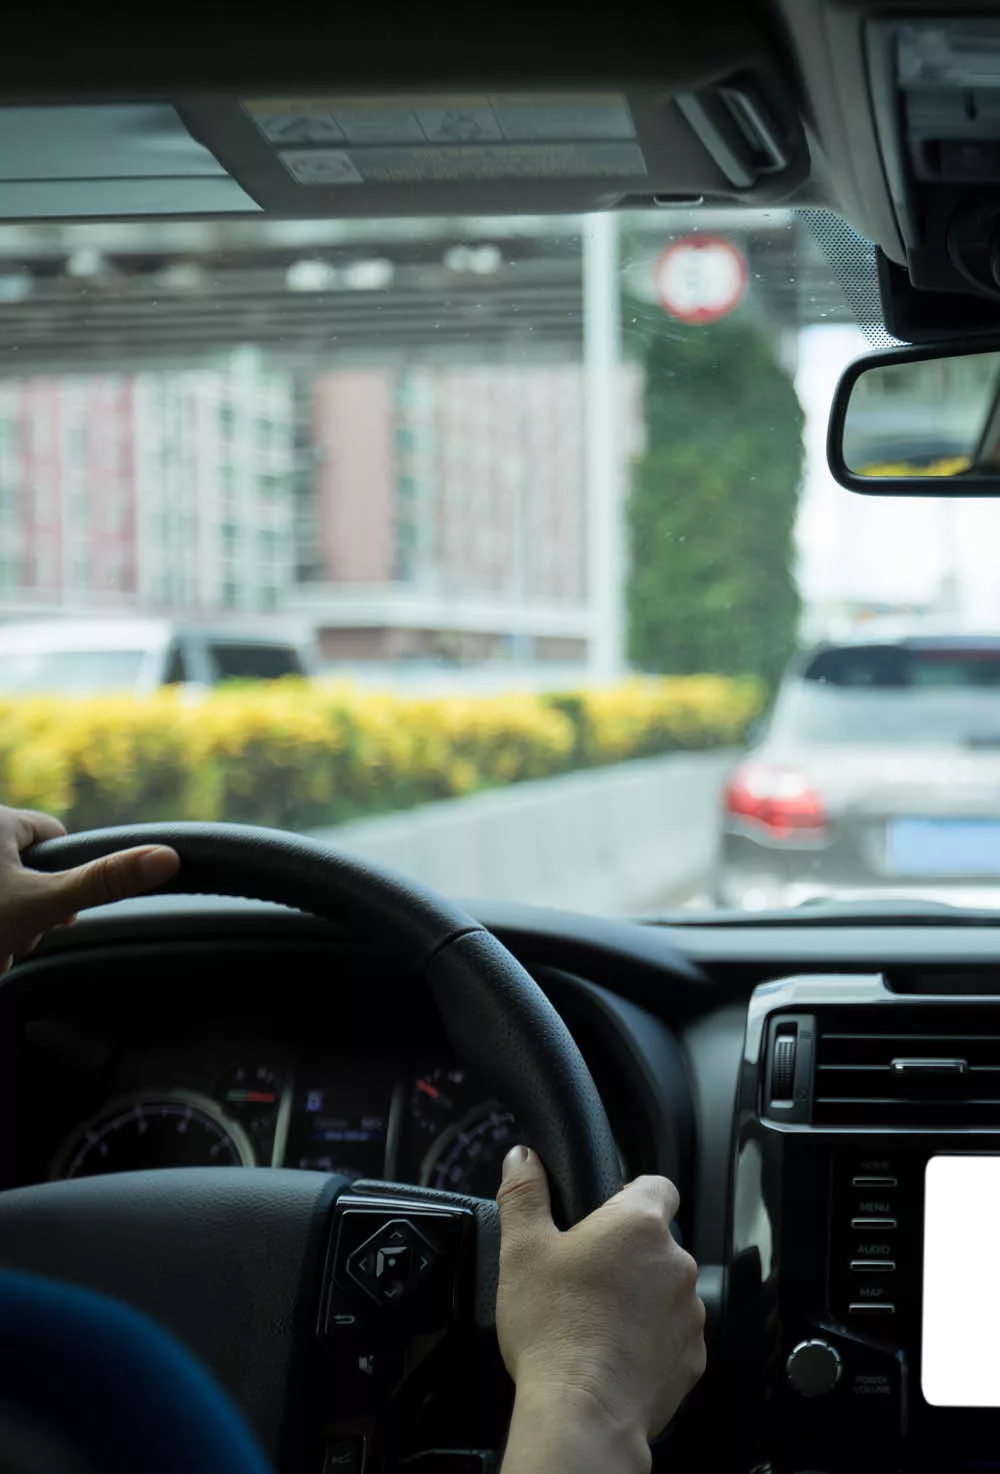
626 312 805 688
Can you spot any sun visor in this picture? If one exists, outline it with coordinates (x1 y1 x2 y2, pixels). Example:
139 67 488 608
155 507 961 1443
0 105 259 217
179 83 807 218
0 82 806 221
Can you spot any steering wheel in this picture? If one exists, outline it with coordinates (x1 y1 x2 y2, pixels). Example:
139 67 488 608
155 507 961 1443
0 824 622 1471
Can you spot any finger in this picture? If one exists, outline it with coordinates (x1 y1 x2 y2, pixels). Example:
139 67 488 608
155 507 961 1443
15 810 67 845
56 845 181 912
32 845 181 930
0 807 66 859
496 1146 555 1244
614 1174 681 1223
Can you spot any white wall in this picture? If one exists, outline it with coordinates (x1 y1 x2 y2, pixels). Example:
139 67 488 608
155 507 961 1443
312 749 734 914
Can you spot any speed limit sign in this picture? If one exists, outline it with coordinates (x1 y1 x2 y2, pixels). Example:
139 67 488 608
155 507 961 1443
654 235 748 324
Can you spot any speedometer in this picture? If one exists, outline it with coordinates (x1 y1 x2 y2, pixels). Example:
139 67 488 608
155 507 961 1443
52 1091 253 1180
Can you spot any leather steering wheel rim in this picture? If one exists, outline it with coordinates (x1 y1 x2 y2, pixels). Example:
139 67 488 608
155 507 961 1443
24 822 622 1225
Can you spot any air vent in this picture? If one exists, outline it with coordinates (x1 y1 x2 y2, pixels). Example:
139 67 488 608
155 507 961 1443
814 1005 1000 1127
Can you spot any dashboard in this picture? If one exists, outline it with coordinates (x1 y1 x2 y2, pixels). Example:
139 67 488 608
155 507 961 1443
16 894 1000 1472
2 909 690 1210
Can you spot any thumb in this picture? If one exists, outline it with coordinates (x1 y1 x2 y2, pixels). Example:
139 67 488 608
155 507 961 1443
40 845 181 927
497 1146 554 1243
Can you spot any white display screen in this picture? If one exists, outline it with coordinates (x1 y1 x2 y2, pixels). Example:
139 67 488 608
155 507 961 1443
923 1155 1000 1407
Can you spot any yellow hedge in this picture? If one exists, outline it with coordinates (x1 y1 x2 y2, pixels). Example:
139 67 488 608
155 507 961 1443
0 675 762 832
548 675 764 767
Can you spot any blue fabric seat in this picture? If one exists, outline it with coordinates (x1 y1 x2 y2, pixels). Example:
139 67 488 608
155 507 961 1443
0 1268 274 1474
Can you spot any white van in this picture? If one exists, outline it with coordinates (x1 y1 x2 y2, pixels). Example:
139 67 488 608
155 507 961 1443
0 620 317 696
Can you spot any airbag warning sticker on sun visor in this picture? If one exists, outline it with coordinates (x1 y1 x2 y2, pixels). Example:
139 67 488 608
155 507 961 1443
245 93 645 186
279 142 647 186
245 94 637 147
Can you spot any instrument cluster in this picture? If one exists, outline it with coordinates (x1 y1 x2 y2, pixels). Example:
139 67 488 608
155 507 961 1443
47 1053 522 1199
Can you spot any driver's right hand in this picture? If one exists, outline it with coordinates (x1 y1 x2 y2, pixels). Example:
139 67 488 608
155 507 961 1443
496 1145 706 1451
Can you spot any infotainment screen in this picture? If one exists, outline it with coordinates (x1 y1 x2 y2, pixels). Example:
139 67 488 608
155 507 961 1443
923 1155 1000 1407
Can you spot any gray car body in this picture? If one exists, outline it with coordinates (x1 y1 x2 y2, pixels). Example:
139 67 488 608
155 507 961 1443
717 636 1000 910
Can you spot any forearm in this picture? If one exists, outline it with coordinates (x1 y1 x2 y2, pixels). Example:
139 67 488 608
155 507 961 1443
500 1384 651 1474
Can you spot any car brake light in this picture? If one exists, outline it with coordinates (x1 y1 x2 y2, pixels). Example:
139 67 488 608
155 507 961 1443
724 762 827 840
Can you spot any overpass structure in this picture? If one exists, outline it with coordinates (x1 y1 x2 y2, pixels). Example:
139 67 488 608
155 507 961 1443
0 209 864 375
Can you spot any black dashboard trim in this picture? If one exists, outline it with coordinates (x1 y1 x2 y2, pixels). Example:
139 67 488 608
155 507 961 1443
30 895 718 1018
20 893 1000 1306
540 966 695 1199
42 898 1000 997
681 1003 747 1265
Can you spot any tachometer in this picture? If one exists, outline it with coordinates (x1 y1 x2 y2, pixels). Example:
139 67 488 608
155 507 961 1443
423 1104 519 1197
51 1091 254 1180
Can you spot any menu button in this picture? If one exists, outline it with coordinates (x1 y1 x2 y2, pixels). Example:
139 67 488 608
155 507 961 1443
855 1196 894 1216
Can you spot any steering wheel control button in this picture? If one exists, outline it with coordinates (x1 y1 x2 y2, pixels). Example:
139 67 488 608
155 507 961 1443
341 1214 442 1310
346 1247 379 1297
323 1439 366 1473
786 1339 843 1399
326 1197 474 1343
375 1244 412 1302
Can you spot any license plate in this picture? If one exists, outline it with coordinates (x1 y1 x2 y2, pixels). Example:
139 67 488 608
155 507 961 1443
887 818 1000 876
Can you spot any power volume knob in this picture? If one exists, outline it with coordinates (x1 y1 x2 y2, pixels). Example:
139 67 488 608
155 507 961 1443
786 1339 842 1398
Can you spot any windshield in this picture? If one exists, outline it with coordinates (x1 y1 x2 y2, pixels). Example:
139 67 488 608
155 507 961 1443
774 687 1000 747
2 207 996 916
0 649 147 693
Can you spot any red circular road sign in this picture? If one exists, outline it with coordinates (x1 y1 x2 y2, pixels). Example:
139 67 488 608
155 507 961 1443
654 235 748 324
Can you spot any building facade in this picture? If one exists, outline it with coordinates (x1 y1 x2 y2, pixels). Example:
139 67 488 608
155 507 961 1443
294 360 640 665
0 348 641 669
0 347 296 618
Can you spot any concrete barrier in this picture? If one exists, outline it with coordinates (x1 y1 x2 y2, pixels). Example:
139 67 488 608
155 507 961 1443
311 749 735 914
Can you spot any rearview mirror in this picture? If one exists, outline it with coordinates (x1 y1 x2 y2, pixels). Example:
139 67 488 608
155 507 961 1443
828 340 1000 495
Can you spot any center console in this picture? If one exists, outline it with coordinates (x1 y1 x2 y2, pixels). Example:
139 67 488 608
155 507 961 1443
733 974 1000 1474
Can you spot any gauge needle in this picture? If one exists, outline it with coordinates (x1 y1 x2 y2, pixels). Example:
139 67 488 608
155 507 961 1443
416 1078 454 1110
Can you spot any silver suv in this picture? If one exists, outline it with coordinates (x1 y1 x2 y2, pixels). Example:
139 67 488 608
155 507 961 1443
0 619 316 696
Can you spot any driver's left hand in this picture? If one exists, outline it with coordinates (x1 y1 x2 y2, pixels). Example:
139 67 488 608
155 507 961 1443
0 805 180 972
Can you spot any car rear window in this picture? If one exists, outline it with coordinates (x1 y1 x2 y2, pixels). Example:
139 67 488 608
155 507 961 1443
0 649 146 693
803 644 1000 689
776 648 1000 747
207 643 303 681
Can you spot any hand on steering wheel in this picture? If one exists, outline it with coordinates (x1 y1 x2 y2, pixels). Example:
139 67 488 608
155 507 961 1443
0 816 659 1472
0 805 179 972
497 1147 705 1471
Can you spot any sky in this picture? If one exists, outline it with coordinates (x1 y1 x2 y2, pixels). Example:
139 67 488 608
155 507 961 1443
795 324 1000 630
